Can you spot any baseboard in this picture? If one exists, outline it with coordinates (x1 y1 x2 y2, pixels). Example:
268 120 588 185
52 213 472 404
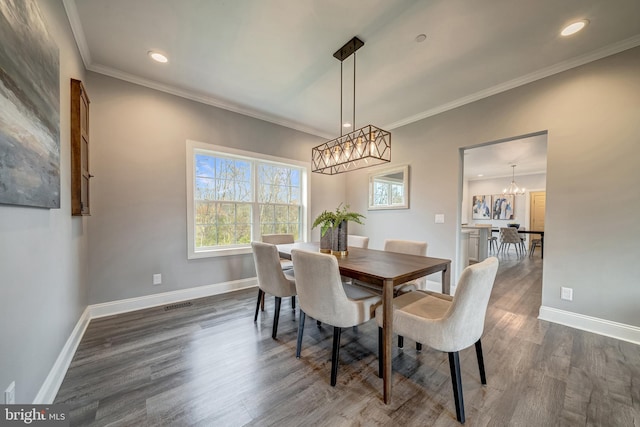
538 306 640 345
89 277 257 319
33 307 91 404
35 278 258 403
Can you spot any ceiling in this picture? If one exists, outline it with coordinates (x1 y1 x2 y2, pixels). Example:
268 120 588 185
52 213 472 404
463 134 548 180
64 0 640 139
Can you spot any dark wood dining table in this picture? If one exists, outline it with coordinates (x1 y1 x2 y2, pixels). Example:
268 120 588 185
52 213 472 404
492 228 545 258
277 242 452 404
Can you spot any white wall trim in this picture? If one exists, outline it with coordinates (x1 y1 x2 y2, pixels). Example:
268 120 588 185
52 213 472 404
539 306 640 345
33 307 91 404
89 278 257 319
35 278 257 403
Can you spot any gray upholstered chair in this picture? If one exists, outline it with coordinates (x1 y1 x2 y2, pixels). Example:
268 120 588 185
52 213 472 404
291 249 381 386
251 241 297 339
498 227 523 255
529 238 542 257
384 239 428 294
375 257 499 424
347 234 369 249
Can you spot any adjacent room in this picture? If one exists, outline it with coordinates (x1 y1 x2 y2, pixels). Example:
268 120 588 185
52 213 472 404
1 0 639 425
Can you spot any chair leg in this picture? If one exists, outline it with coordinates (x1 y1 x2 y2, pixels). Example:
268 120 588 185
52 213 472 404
261 292 265 311
291 295 296 309
254 289 264 322
448 352 465 424
416 342 422 351
296 311 306 358
475 339 487 384
330 326 342 387
272 296 282 339
398 335 404 348
317 320 322 327
378 327 383 379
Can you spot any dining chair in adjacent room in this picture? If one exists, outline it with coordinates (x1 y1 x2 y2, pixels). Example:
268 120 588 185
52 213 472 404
498 227 523 256
347 234 369 249
375 257 499 424
291 249 381 386
529 237 542 257
251 241 297 339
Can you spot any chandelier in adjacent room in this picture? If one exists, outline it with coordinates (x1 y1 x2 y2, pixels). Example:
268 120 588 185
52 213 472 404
503 165 526 195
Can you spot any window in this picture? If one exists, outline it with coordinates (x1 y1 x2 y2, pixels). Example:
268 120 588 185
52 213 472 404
187 140 308 258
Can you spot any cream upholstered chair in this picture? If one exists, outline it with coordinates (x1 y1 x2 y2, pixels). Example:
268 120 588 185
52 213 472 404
251 242 297 339
262 233 295 270
347 234 369 249
498 227 523 256
261 233 295 309
384 239 428 294
375 257 499 424
291 249 381 386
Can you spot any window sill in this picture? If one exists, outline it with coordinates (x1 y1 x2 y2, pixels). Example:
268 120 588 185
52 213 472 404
188 246 252 259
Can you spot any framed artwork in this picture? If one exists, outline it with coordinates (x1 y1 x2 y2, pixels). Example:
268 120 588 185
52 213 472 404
472 195 491 219
492 194 515 220
0 0 60 208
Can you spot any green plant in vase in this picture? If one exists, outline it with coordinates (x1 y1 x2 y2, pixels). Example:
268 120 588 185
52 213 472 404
312 204 365 256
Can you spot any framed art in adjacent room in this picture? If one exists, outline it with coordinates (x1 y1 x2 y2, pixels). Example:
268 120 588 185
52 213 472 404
472 195 492 219
0 0 60 208
492 194 515 220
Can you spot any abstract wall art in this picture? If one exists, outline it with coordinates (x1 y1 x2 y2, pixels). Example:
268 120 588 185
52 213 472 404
0 0 60 208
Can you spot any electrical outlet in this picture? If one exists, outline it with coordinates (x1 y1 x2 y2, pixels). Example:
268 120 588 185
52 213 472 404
5 381 15 404
561 287 573 301
435 214 445 224
153 274 162 285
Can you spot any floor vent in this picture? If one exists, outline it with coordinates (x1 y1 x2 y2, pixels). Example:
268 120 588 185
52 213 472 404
164 301 193 311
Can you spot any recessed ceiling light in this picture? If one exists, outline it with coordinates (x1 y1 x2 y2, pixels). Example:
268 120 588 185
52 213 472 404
415 34 427 43
477 174 484 177
561 20 588 37
343 122 351 128
148 51 168 63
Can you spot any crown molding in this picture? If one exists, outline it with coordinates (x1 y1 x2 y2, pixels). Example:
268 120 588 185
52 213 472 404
62 0 91 68
384 34 640 130
87 63 332 138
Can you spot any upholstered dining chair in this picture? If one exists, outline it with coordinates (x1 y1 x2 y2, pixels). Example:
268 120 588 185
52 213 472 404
347 234 369 249
498 227 523 256
384 239 428 294
291 249 381 386
261 233 295 309
375 257 499 424
262 233 295 270
251 241 297 339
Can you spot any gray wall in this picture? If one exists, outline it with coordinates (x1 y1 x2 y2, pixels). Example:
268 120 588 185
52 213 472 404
0 0 88 403
346 46 640 326
86 72 344 304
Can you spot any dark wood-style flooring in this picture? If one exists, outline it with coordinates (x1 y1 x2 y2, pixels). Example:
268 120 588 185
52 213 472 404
55 254 640 426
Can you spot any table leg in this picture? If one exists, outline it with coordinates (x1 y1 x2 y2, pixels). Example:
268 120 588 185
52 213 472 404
541 235 544 259
383 278 394 404
442 263 451 295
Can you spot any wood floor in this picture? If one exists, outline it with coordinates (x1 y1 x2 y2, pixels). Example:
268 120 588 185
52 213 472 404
55 254 640 426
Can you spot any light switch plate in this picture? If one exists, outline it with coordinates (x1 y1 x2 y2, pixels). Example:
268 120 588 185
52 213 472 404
435 214 445 224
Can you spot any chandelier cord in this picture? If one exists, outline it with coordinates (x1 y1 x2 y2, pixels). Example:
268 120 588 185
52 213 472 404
340 61 343 137
353 51 356 129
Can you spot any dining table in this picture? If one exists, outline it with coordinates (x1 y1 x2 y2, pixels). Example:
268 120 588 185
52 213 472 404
277 242 452 404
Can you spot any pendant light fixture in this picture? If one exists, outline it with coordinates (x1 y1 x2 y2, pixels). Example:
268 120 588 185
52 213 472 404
503 165 526 195
312 37 391 175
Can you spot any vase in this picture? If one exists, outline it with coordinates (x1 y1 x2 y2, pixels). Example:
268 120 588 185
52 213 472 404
320 227 333 253
331 220 348 256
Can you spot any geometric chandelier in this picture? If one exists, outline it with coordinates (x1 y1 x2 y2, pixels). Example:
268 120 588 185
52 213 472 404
312 37 391 174
503 164 526 195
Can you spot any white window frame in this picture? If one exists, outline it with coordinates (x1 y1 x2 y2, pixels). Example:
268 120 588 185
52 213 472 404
186 140 309 259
